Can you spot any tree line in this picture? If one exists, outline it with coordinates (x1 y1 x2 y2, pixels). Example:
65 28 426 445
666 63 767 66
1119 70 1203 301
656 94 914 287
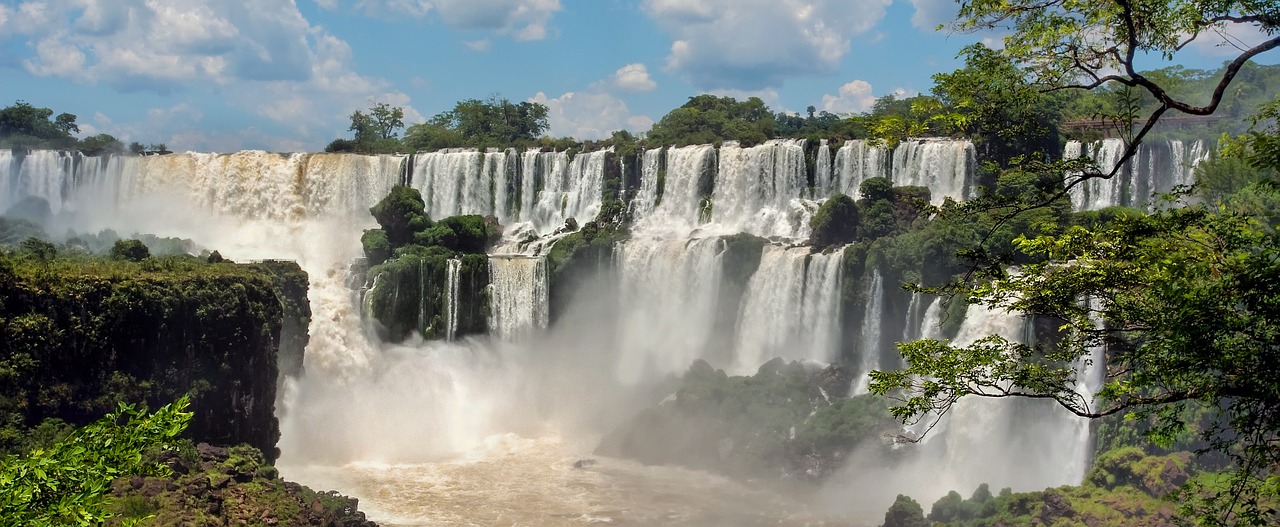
0 101 165 155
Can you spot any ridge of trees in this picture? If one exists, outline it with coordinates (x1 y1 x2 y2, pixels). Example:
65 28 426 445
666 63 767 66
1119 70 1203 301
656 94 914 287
0 101 165 155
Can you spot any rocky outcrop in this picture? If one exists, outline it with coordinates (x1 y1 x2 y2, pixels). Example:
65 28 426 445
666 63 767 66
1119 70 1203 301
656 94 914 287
109 442 378 526
0 257 298 462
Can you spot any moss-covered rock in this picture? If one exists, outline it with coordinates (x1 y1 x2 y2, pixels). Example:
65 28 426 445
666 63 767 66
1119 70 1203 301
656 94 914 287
0 255 295 462
809 193 859 248
106 442 378 527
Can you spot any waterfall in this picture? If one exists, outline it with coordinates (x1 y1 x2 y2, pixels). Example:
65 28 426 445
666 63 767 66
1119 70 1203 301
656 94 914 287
814 139 833 197
711 139 812 238
833 139 890 198
1065 138 1210 210
488 256 549 340
631 148 665 220
732 246 844 372
637 144 715 229
851 268 884 395
615 236 724 383
445 259 462 341
891 139 973 205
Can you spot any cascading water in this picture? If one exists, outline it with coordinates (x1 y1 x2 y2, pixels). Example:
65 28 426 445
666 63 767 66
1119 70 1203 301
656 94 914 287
732 246 844 372
1 141 1158 525
711 139 813 238
488 255 549 340
891 139 973 204
615 236 725 384
832 140 890 198
813 139 833 197
850 269 884 395
445 258 461 341
1065 138 1210 210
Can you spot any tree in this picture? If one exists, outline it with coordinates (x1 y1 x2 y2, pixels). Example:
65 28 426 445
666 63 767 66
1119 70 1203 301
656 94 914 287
870 1 1280 523
954 0 1280 189
110 239 151 261
0 397 192 525
408 96 549 150
342 103 407 154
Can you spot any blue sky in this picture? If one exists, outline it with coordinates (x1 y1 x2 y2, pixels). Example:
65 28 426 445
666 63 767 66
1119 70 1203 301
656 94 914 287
0 0 1270 152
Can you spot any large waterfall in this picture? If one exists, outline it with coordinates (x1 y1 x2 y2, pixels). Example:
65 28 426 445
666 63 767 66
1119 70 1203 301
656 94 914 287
1065 138 1210 210
0 139 1159 524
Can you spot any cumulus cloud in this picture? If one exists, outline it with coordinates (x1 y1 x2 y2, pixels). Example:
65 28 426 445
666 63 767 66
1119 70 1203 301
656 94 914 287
605 63 656 92
906 0 958 31
821 79 876 114
642 0 893 90
530 91 651 140
341 0 560 40
5 0 421 150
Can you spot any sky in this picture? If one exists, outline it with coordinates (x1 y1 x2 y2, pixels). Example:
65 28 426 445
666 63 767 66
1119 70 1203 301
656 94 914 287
0 0 1270 152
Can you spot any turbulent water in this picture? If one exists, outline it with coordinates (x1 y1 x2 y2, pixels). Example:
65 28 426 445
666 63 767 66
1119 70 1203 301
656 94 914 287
0 140 1170 525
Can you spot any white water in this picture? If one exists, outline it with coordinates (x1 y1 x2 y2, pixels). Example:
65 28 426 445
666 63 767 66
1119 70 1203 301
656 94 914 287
445 259 461 341
711 139 814 238
850 269 884 395
891 139 973 205
732 246 845 372
1065 138 1210 210
487 256 549 341
615 236 725 384
833 140 890 198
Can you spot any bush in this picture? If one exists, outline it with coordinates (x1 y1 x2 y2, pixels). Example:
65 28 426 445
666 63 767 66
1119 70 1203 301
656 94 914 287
110 239 151 261
361 229 391 266
809 193 859 247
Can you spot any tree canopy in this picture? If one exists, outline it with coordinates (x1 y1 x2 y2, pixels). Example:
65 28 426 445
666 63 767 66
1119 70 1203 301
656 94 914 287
868 0 1280 522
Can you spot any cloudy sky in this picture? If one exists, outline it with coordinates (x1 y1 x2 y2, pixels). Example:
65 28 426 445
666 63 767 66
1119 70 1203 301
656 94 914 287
0 0 1267 151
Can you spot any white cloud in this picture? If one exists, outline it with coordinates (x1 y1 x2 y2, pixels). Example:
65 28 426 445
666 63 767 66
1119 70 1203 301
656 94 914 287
530 91 648 140
464 39 492 52
6 0 421 150
344 0 560 40
821 79 876 114
907 0 958 31
606 63 656 92
642 0 893 89
1186 21 1275 58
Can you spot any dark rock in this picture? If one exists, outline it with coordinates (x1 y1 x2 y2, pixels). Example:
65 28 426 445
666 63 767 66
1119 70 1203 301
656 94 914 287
211 475 232 489
1040 489 1075 522
573 459 597 469
198 443 229 461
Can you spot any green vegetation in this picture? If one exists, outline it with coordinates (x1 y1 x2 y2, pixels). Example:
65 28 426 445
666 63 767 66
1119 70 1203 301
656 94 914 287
404 96 550 150
361 186 497 341
864 0 1280 523
808 193 858 248
597 358 892 480
646 95 777 146
0 248 294 461
0 397 191 526
0 101 163 154
326 102 406 154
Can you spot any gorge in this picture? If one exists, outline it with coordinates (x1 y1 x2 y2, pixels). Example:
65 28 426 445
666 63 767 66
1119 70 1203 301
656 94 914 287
0 136 1210 525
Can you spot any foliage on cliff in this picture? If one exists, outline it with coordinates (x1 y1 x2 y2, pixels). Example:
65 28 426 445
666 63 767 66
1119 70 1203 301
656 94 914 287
362 186 496 342
0 252 290 461
104 441 377 527
0 397 191 526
